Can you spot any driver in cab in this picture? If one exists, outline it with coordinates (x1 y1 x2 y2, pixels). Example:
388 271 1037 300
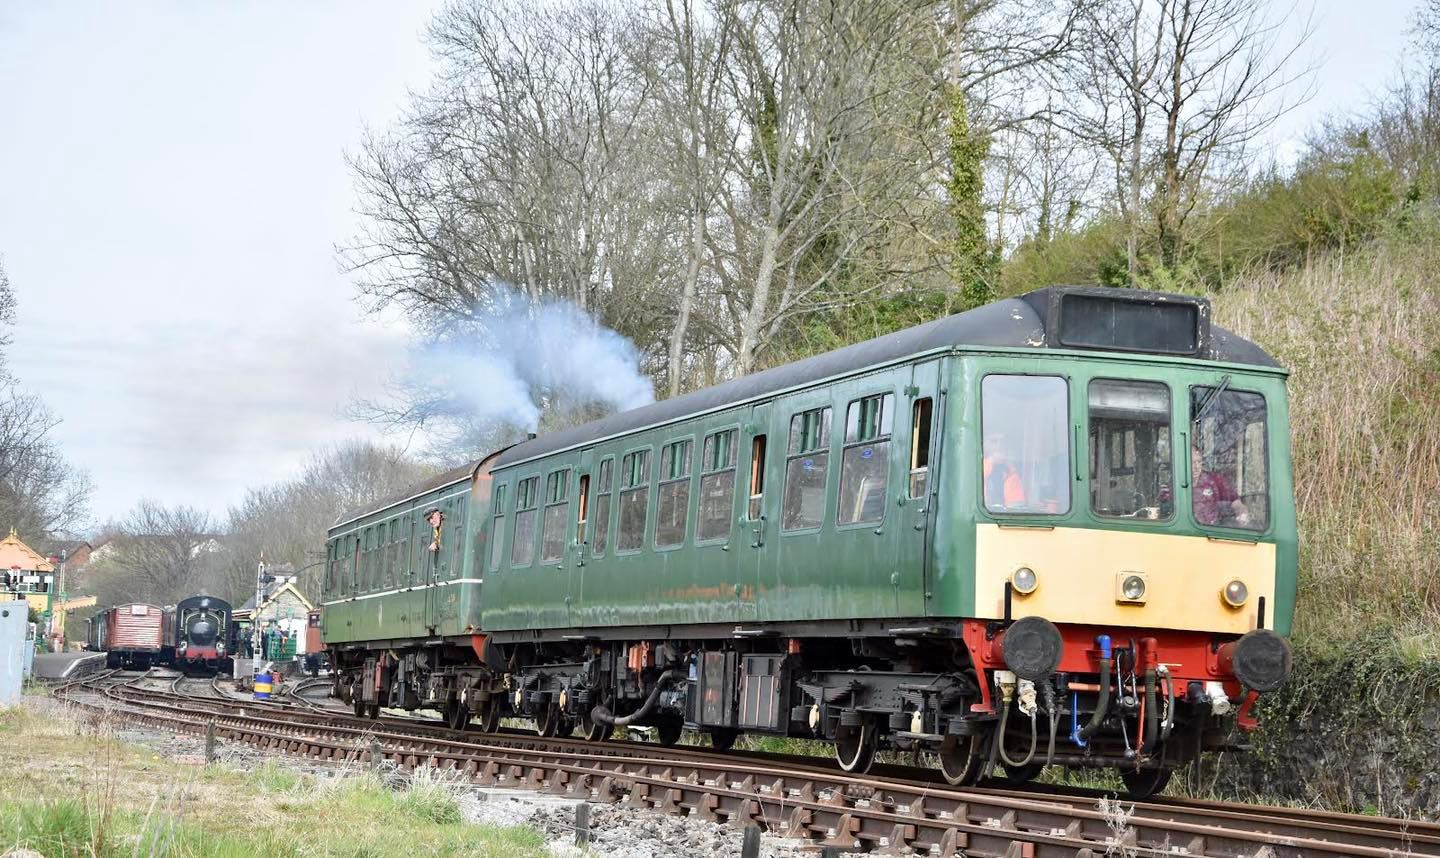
1191 445 1251 527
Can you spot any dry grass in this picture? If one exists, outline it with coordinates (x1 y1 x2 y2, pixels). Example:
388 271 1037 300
1214 238 1440 653
0 703 546 858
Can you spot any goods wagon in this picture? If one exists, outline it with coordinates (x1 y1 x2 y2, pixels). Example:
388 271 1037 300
322 285 1296 797
97 603 164 668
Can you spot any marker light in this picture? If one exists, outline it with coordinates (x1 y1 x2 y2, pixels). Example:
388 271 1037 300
1011 567 1038 595
1222 579 1249 608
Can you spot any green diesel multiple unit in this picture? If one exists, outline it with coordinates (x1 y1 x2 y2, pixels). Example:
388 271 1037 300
322 286 1296 796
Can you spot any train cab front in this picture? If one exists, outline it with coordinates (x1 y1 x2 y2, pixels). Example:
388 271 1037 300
957 345 1295 797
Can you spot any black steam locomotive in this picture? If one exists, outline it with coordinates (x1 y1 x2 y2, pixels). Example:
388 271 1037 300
165 595 233 674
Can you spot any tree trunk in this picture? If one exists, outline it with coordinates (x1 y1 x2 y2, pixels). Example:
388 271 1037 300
667 202 705 397
736 221 781 376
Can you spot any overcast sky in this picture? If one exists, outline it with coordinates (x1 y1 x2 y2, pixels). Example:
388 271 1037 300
0 0 1420 531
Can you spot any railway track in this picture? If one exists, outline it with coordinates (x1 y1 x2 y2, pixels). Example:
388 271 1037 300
49 672 1440 857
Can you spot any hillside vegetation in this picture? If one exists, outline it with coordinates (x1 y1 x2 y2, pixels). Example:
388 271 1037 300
1214 239 1440 651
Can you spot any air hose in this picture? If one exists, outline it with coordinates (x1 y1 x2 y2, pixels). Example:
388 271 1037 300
995 683 1040 768
1073 635 1113 747
1142 667 1158 753
589 669 685 727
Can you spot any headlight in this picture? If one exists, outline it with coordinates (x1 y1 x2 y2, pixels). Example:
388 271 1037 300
1011 567 1038 595
1222 579 1249 608
1117 573 1147 603
216 643 226 654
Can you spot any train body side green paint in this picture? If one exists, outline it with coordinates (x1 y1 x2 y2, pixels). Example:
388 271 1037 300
446 346 1297 638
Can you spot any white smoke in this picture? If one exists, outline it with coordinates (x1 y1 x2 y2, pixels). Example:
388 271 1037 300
400 290 654 443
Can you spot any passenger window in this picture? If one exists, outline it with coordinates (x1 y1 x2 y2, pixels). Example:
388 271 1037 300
592 458 614 557
541 469 569 563
747 435 767 521
511 476 539 567
910 398 933 499
656 440 692 548
1190 386 1269 531
1089 380 1172 520
576 474 590 544
617 449 651 552
698 429 738 541
839 394 894 525
981 375 1071 514
782 406 832 530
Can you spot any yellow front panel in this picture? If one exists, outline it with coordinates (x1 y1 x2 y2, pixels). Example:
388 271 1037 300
974 524 1275 634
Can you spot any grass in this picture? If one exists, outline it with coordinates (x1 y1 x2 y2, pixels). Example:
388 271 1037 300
0 704 547 858
1213 236 1440 652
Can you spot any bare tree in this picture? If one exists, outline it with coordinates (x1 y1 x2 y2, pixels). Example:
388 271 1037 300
1060 0 1311 278
90 502 218 606
221 441 434 603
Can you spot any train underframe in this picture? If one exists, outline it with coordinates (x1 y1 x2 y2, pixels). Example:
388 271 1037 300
328 616 1289 799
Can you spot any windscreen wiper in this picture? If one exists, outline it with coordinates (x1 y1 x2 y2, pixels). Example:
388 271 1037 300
1192 374 1232 426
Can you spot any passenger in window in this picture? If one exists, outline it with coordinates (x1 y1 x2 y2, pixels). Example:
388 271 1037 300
1191 445 1250 527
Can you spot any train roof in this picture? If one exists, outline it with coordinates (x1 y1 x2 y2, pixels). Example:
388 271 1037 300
331 285 1280 528
492 286 1278 469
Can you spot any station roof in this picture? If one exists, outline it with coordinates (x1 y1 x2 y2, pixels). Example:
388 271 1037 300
0 529 54 573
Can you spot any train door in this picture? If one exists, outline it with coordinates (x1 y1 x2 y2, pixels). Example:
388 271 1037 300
738 401 772 623
426 498 452 633
567 450 597 626
895 358 943 615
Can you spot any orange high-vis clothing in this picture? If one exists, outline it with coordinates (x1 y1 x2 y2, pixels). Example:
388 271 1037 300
983 456 1026 507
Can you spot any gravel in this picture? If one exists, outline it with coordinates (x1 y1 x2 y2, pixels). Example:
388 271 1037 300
24 694 817 857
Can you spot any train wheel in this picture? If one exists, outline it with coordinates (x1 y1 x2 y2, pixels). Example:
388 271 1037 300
478 699 502 733
1002 762 1046 784
580 712 610 742
1120 767 1172 799
834 724 877 774
537 705 561 738
443 698 471 731
938 730 989 786
655 717 683 747
709 727 738 752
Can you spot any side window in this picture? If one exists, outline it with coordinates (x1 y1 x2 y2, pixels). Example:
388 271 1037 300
576 474 590 544
782 406 832 531
656 439 693 548
387 520 399 587
981 375 1071 514
511 476 539 567
592 458 614 557
541 469 569 563
489 483 508 572
452 497 466 576
698 428 739 541
747 435 767 520
617 449 651 552
1089 380 1172 520
838 393 894 525
1190 386 1269 531
910 397 933 499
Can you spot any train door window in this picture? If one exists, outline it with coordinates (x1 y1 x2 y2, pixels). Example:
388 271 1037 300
617 448 651 552
656 439 693 548
1189 386 1269 531
576 475 590 544
1089 380 1172 520
909 397 933 499
592 458 614 557
839 393 894 525
489 483 508 572
350 536 360 591
452 497 466 576
782 406 832 531
388 520 399 586
981 375 1071 514
511 476 540 567
698 428 738 542
541 469 570 563
747 435 767 520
